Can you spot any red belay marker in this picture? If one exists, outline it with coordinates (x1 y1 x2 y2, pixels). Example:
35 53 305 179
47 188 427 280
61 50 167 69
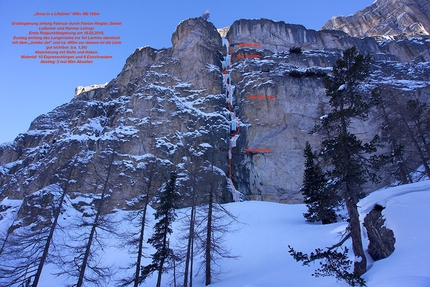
248 95 276 100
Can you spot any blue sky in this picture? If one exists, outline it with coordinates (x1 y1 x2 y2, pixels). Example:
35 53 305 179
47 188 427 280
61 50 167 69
0 0 374 144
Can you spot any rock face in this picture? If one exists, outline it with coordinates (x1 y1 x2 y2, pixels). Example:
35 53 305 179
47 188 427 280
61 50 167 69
379 37 430 63
0 13 430 211
0 17 231 212
322 0 430 38
321 0 430 63
224 19 430 202
227 19 382 54
363 204 396 261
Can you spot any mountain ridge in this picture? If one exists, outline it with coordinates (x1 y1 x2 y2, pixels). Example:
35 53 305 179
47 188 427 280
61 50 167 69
322 0 430 39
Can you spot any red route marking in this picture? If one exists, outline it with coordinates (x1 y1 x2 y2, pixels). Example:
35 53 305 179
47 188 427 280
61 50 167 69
238 43 261 47
246 148 271 153
247 95 276 100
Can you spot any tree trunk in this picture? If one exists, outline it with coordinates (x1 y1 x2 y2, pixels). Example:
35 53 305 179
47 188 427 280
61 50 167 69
156 220 169 287
205 189 213 286
76 216 98 287
344 185 367 276
190 228 195 287
340 108 367 276
184 205 195 287
156 260 163 287
134 200 149 287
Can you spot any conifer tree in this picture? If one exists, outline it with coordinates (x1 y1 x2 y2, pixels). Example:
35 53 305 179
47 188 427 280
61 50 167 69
318 46 379 277
301 141 339 224
141 171 179 287
290 47 380 286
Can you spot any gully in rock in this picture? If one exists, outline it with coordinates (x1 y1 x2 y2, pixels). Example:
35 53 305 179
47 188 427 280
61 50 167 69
222 37 242 202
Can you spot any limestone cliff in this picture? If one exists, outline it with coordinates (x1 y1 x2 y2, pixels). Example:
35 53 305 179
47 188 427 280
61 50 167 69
0 18 231 211
223 18 430 202
321 0 430 63
227 19 381 54
322 0 430 38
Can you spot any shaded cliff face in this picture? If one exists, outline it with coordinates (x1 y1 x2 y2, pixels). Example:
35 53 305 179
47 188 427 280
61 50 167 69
0 16 430 211
322 0 430 38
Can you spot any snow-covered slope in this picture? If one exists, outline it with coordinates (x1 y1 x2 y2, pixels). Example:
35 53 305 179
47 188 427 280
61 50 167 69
30 180 430 286
208 181 430 287
360 181 430 287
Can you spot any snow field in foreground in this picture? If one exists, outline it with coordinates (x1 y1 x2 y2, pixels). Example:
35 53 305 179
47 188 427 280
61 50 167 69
37 180 430 287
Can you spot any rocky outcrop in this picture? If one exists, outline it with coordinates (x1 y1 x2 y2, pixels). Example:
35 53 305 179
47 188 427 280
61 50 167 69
321 0 430 63
217 27 230 37
75 83 107 97
112 17 224 97
171 17 224 93
322 0 430 38
364 204 396 261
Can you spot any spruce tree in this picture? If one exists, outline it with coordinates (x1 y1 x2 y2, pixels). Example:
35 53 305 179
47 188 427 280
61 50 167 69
318 46 378 277
141 171 179 287
290 47 380 286
301 141 339 224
